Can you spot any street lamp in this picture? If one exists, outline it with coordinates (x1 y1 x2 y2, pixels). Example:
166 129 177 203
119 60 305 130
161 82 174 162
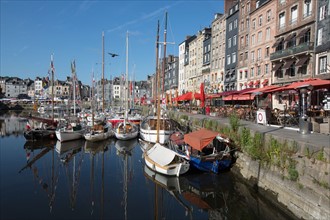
203 79 210 115
297 84 313 134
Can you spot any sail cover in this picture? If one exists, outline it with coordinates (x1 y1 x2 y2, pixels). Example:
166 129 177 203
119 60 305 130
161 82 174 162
184 128 219 151
147 143 177 167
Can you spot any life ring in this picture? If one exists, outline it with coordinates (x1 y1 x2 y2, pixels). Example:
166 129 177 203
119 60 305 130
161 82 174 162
258 112 263 122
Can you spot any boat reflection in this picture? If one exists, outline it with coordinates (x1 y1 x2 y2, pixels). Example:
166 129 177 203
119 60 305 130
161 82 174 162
56 139 85 211
181 173 230 217
143 165 192 218
115 138 136 220
84 138 111 218
19 139 60 213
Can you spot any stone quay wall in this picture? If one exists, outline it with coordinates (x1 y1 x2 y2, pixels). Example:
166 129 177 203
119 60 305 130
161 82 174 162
170 111 330 220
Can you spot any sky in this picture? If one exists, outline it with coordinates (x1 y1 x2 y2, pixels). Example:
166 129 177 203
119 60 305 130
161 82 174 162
1 0 224 86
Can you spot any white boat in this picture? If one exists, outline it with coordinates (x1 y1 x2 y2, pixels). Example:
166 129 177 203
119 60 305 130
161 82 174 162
113 31 139 141
114 120 139 140
84 122 113 142
144 143 190 177
55 122 86 142
139 115 177 144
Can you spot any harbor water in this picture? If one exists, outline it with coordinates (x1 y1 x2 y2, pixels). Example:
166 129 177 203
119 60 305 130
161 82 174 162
0 112 299 220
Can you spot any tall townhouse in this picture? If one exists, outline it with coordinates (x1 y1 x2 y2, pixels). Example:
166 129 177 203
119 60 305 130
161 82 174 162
225 1 240 91
178 36 196 94
187 36 198 92
164 55 179 96
211 13 226 93
2 77 27 98
192 28 212 93
201 28 212 92
315 0 330 79
248 0 277 88
237 0 255 90
271 0 316 85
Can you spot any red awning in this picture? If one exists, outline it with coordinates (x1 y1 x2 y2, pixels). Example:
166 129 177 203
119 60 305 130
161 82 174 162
248 81 254 86
262 79 269 85
265 78 330 93
254 80 260 86
242 85 280 94
223 94 255 101
184 128 219 151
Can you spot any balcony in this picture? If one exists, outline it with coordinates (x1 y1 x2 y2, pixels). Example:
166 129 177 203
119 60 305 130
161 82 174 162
270 42 314 60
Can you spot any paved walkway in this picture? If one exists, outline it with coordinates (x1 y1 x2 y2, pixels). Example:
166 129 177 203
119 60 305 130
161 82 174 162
175 111 330 149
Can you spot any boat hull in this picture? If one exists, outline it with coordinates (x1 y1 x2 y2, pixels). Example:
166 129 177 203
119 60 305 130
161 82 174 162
84 130 113 142
24 129 56 140
189 156 233 174
139 129 172 144
145 154 190 176
114 130 138 140
55 129 85 142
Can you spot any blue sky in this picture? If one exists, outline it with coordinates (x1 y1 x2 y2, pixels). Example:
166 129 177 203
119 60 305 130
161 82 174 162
1 0 224 85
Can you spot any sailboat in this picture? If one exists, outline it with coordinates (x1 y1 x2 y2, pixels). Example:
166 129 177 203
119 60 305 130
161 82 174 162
24 54 58 140
55 60 86 142
84 36 113 142
139 14 178 145
143 14 190 177
113 31 139 141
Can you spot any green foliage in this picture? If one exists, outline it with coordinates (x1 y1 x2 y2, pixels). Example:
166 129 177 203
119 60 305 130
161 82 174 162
287 159 299 181
316 148 326 162
229 113 240 132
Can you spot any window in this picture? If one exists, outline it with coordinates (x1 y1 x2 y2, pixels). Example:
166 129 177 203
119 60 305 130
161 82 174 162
246 19 250 29
291 6 298 24
229 22 233 31
320 5 326 20
227 55 231 65
240 53 244 62
257 66 261 75
265 64 269 75
251 51 255 62
257 48 261 61
251 68 254 77
265 47 270 57
246 35 249 46
279 0 285 4
304 0 312 17
258 31 262 42
251 34 255 45
256 1 260 8
266 27 271 40
234 19 238 29
288 62 295 77
232 52 236 63
267 10 271 22
279 12 285 28
319 56 327 74
277 69 284 79
259 15 263 26
228 38 232 48
317 28 323 46
233 35 237 46
252 19 256 29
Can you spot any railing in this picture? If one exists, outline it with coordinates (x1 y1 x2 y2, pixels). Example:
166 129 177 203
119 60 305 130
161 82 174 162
270 42 314 60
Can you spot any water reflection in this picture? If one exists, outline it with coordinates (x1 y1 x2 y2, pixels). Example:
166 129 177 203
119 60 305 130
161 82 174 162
115 139 136 220
19 139 59 213
56 139 85 210
84 139 110 219
0 115 299 220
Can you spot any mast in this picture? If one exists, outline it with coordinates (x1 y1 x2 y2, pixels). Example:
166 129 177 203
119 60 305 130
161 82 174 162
50 54 55 121
161 11 168 96
155 20 160 143
125 31 129 124
71 60 77 116
102 31 105 112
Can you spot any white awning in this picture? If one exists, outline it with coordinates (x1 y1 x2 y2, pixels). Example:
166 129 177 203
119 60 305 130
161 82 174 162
147 143 177 167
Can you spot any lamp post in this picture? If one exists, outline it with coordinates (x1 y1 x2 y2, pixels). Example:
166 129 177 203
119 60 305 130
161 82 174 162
203 79 210 115
297 84 313 134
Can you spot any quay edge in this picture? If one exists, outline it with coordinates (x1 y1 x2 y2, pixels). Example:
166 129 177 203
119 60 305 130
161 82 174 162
170 110 330 220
